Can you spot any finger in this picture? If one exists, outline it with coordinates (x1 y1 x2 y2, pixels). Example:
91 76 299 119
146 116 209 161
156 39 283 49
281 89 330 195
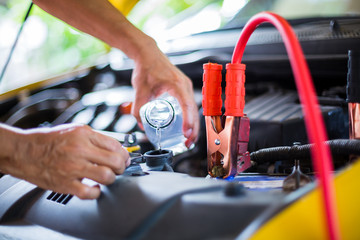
172 79 200 147
80 163 116 185
88 132 130 169
83 148 128 174
89 130 124 152
183 101 200 148
70 180 101 200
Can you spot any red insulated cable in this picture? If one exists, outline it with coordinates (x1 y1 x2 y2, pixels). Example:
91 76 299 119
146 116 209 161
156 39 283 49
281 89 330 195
232 12 340 240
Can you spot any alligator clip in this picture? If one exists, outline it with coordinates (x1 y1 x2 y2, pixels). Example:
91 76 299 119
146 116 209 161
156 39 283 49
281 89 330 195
202 63 251 178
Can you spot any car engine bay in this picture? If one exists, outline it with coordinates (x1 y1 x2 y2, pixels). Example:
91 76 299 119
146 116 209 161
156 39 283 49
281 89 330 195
0 11 360 240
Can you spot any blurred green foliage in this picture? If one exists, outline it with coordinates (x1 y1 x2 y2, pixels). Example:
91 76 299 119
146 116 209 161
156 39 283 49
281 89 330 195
0 0 109 92
0 0 222 92
129 0 224 31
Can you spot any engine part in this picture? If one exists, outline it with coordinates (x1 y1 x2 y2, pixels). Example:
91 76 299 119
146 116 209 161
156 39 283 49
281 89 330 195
282 143 312 192
282 159 312 192
250 139 360 163
144 149 173 172
245 90 347 152
347 50 360 163
202 63 251 178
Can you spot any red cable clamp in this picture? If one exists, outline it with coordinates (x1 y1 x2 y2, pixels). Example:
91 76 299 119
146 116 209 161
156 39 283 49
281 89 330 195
202 62 251 178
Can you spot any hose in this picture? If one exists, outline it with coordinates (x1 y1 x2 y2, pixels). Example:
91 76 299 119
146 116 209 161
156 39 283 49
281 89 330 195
231 12 340 240
251 139 360 163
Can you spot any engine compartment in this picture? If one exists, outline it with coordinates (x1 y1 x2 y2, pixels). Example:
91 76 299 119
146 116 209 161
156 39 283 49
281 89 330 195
0 15 359 239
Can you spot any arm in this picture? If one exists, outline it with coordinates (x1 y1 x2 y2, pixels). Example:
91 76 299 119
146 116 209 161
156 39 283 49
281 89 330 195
32 0 199 147
0 123 130 199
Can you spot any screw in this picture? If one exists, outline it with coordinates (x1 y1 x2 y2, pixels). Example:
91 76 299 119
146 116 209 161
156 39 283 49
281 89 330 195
215 139 220 145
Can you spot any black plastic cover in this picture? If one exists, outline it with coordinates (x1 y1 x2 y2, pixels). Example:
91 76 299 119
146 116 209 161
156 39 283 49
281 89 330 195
347 50 360 103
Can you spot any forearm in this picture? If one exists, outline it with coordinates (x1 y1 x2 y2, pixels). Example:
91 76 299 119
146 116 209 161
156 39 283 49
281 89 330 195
32 0 200 147
0 124 25 174
32 0 156 61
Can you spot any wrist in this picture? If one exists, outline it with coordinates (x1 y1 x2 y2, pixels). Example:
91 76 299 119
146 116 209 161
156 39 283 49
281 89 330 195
125 34 159 63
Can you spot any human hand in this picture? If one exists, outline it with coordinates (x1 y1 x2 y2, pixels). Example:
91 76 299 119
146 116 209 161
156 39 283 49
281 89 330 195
2 124 129 199
31 0 199 147
130 39 200 148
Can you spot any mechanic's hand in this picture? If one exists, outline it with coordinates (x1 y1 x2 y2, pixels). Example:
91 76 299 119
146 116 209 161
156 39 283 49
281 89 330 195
3 124 130 199
130 40 199 148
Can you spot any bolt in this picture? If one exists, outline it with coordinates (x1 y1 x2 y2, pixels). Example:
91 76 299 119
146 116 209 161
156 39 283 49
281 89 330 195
215 139 220 145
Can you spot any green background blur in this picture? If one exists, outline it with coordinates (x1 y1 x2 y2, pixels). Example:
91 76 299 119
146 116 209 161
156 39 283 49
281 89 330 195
0 0 231 93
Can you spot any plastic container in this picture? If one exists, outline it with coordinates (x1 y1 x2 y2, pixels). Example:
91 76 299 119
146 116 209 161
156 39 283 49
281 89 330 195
140 93 186 151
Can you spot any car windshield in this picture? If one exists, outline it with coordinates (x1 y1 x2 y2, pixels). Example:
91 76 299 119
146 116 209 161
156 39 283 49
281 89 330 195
224 0 360 28
1 0 359 94
133 0 360 41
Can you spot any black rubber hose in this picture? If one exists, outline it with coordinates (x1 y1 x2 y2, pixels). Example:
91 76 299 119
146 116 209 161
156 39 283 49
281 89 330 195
250 139 360 163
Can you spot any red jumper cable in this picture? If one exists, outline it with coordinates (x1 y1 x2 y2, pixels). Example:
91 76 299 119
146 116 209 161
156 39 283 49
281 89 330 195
202 63 250 179
202 12 340 240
